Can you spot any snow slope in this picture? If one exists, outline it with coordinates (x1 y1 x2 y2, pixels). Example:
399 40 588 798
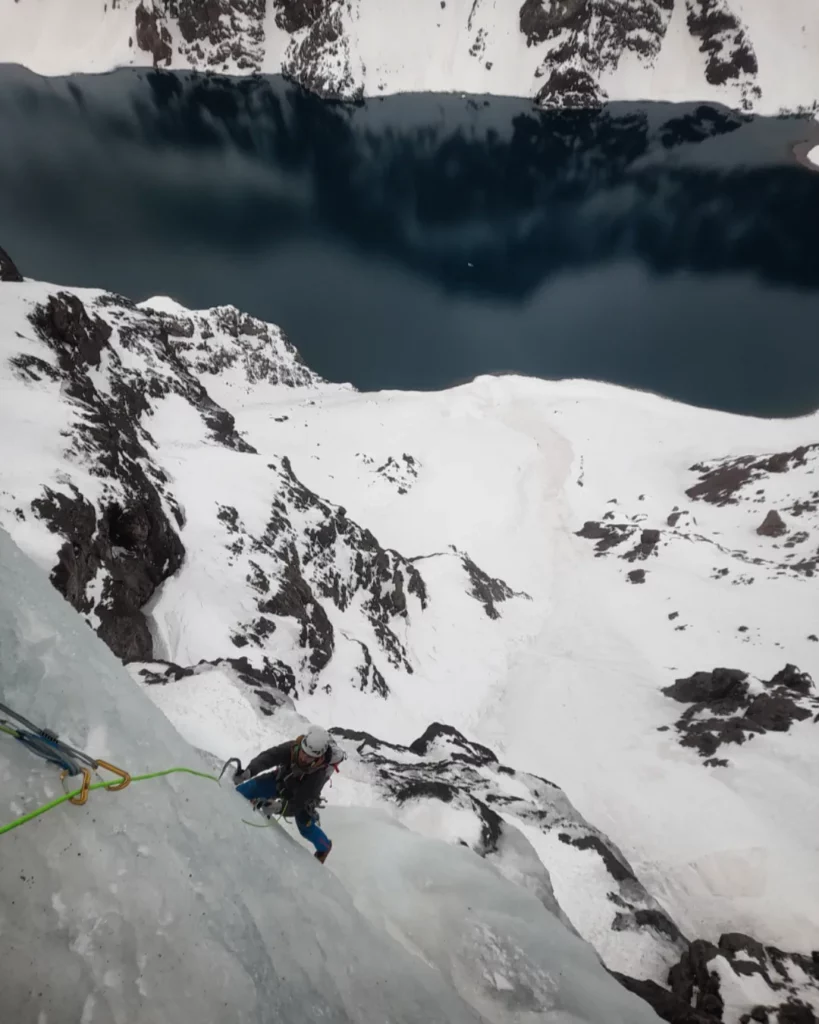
1 0 819 114
1 257 818 1023
0 524 665 1024
251 370 819 946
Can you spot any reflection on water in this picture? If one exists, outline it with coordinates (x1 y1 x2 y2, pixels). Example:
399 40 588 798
0 67 818 415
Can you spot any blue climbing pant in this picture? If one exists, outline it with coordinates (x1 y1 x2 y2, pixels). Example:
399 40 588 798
236 774 332 855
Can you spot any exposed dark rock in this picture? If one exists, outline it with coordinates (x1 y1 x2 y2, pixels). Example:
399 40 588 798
744 693 812 732
687 446 819 506
719 932 767 963
612 908 683 943
145 0 265 71
776 1005 817 1024
31 485 184 662
259 559 335 675
635 909 684 943
768 664 813 696
330 726 408 755
0 244 22 281
135 1 173 66
662 666 818 761
576 520 636 554
31 292 112 371
522 0 676 109
617 932 819 1024
171 304 315 387
685 0 759 101
31 486 99 614
409 723 498 765
628 569 647 584
350 639 389 698
758 510 787 538
9 354 62 383
273 0 329 34
460 552 525 619
374 453 419 495
535 67 603 109
395 779 457 804
227 655 297 697
611 972 717 1023
623 528 661 562
664 668 749 704
558 832 636 884
670 940 724 1020
278 0 361 101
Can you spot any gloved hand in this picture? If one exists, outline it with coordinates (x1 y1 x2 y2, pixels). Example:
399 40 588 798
259 798 284 819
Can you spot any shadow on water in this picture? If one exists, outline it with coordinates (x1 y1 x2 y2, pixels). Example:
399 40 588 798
1 66 818 415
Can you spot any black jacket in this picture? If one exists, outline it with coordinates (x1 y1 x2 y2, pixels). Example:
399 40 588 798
246 740 333 815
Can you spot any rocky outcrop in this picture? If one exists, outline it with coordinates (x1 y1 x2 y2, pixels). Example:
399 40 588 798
522 0 676 110
685 0 760 108
0 244 22 282
617 933 819 1024
661 665 817 762
7 0 775 109
624 528 662 561
138 0 265 71
576 520 664 573
687 447 819 506
158 303 316 387
757 510 787 537
330 720 684 958
576 519 637 554
31 291 112 371
458 551 528 619
26 293 186 661
135 2 173 67
3 281 526 701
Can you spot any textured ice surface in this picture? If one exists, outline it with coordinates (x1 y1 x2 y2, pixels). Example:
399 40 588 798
0 526 659 1024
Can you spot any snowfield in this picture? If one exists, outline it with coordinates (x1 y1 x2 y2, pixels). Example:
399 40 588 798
0 0 819 114
1 256 818 1023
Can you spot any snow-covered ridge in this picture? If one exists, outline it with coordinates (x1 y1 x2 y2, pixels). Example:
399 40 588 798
1 0 819 114
2 249 819 1023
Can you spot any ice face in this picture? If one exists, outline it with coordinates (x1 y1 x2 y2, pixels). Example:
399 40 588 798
0 525 659 1024
0 526 483 1024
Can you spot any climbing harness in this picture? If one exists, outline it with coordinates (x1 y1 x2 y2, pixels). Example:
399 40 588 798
0 700 131 806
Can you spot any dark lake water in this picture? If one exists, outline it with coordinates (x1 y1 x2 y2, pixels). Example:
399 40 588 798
1 66 819 417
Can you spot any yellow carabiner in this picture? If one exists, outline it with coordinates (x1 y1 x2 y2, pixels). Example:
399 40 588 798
62 767 92 806
96 760 131 792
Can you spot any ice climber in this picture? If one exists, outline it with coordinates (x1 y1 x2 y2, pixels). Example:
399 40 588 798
233 725 344 864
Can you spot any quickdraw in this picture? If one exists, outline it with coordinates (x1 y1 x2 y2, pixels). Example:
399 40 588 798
0 699 131 805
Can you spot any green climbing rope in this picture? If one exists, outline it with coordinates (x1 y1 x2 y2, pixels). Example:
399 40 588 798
0 766 219 837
